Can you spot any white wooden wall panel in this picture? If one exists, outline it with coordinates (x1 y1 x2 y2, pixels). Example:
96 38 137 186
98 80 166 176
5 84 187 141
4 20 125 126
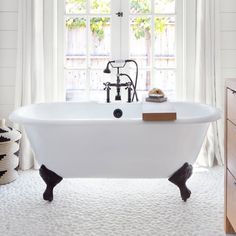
0 105 14 123
0 49 17 67
0 68 16 86
0 12 17 30
0 0 18 12
220 0 236 13
221 32 236 50
0 31 17 49
0 87 15 105
221 13 236 31
222 51 236 68
0 0 18 120
223 69 236 79
221 1 236 80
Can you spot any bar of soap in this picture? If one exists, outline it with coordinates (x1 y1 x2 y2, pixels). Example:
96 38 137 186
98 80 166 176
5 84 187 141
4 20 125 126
146 97 167 103
148 94 164 98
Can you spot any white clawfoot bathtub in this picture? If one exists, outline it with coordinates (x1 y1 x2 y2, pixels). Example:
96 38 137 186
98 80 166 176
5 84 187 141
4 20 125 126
10 101 220 179
9 101 221 201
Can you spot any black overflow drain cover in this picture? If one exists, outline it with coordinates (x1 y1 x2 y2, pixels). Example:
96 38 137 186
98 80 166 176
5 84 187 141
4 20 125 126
113 109 123 118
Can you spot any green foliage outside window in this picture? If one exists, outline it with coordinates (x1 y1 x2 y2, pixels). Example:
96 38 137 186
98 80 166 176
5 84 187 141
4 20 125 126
66 17 109 41
66 0 168 41
130 0 167 39
89 18 110 41
66 0 86 13
66 18 86 29
90 0 110 13
66 0 110 41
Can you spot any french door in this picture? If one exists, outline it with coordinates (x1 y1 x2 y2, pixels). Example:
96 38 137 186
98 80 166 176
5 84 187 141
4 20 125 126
64 0 181 101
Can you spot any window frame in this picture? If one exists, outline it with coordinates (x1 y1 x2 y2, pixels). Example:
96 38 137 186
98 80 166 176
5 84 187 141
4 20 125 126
62 0 184 101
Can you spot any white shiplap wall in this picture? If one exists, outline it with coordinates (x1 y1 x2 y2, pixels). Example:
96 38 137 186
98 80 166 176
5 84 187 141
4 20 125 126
0 0 18 120
221 0 236 80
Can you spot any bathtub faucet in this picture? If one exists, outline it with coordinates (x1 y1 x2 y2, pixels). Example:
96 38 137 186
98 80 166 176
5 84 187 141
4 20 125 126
103 81 132 103
103 60 139 103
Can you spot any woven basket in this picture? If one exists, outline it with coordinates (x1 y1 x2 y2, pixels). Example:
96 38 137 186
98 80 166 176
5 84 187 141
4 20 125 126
0 119 21 185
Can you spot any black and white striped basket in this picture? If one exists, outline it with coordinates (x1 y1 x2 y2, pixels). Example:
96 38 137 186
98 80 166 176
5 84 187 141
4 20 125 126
0 119 21 185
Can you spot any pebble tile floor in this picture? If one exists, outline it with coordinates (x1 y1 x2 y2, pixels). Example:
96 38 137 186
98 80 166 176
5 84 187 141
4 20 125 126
0 166 233 236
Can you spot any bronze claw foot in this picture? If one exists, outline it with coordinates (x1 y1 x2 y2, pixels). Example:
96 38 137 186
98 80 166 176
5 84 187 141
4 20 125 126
39 165 63 202
168 162 193 202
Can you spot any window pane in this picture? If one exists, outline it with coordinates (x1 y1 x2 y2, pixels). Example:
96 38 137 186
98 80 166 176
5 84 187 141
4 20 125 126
90 70 109 101
90 17 111 56
155 0 175 14
130 0 151 14
130 69 151 91
154 16 175 69
153 69 176 99
65 0 87 14
90 57 110 68
130 57 150 68
130 17 152 67
154 57 175 68
90 0 111 14
65 57 87 69
65 70 87 90
90 90 106 102
66 90 87 101
65 69 87 101
65 17 86 56
90 70 110 90
154 17 175 56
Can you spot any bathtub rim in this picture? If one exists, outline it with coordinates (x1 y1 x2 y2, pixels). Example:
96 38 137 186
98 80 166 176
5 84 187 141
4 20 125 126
9 101 221 125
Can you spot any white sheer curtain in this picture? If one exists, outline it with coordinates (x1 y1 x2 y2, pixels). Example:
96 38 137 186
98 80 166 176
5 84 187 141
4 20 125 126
15 0 65 170
178 0 224 167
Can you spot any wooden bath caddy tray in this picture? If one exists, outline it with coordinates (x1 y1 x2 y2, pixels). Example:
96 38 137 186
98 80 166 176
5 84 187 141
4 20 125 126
142 102 177 121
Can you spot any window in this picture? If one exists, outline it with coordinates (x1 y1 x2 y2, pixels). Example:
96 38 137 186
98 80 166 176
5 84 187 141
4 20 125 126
64 0 182 101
